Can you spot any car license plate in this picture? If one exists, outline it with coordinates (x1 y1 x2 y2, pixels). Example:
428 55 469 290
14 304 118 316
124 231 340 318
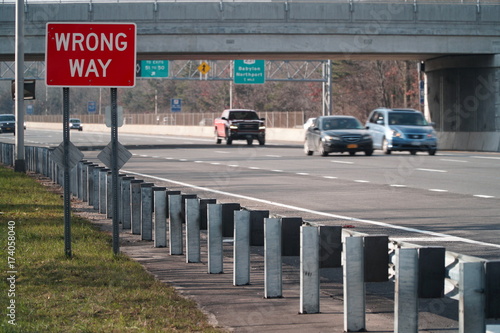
347 144 358 149
411 141 421 146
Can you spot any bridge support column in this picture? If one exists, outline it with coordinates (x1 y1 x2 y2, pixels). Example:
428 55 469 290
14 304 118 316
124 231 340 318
425 54 500 152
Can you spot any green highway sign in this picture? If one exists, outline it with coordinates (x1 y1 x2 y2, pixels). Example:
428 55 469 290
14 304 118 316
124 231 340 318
234 60 265 84
136 60 169 78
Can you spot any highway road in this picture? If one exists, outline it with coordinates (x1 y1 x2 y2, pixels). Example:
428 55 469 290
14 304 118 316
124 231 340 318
2 128 500 260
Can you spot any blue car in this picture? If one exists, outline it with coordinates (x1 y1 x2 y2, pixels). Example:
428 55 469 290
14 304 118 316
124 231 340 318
365 108 437 155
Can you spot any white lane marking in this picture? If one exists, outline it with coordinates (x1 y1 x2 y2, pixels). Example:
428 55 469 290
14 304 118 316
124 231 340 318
122 170 500 250
179 159 188 162
472 156 500 160
151 156 160 158
390 184 407 188
331 160 354 164
165 157 173 160
296 172 309 176
323 176 338 179
194 161 203 163
139 154 148 157
393 237 461 242
249 167 261 170
354 180 370 183
429 189 448 192
210 162 220 165
474 195 495 199
416 168 447 173
229 164 239 168
215 150 230 154
266 155 282 158
440 159 467 163
272 169 284 173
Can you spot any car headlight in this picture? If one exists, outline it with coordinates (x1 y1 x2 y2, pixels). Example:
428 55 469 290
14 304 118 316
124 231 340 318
324 135 340 141
391 129 403 138
427 131 437 139
259 125 266 130
362 134 371 140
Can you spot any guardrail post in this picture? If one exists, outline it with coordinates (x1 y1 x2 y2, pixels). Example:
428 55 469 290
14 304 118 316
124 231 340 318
319 225 342 268
130 179 144 235
141 183 154 241
199 198 216 230
264 217 282 298
343 236 365 332
169 194 183 255
106 171 113 218
121 177 134 231
153 187 167 248
82 162 92 202
185 198 201 263
249 210 269 246
77 161 83 199
71 162 80 197
459 261 485 333
92 166 104 211
221 203 241 237
208 203 223 274
234 210 250 286
87 163 95 206
300 225 320 314
364 235 389 282
418 247 445 298
117 174 126 223
281 216 302 256
485 261 500 319
98 168 109 214
394 248 419 333
181 194 197 223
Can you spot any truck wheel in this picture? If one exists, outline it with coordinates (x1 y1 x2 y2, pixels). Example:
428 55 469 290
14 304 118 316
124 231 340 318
246 138 253 145
258 138 265 146
226 138 233 145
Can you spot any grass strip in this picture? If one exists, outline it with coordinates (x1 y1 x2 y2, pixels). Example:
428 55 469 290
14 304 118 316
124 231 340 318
0 165 223 333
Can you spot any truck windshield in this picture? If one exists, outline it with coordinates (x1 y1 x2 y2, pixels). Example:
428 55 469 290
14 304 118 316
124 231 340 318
229 111 259 120
0 115 15 122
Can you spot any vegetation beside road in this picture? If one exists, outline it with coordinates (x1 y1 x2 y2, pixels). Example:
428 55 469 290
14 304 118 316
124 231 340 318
0 165 222 333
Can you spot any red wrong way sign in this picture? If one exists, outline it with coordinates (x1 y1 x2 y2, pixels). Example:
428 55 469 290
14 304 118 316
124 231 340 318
46 23 136 87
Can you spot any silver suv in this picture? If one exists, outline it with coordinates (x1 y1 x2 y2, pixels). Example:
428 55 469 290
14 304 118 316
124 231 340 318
365 108 437 155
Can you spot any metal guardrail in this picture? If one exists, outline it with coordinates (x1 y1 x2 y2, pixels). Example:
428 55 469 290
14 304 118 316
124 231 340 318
1 142 499 332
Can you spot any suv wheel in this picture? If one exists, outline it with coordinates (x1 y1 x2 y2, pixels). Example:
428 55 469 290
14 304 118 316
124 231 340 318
319 142 328 156
428 148 437 156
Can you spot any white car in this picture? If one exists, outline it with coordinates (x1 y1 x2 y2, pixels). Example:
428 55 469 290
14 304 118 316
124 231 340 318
303 117 316 129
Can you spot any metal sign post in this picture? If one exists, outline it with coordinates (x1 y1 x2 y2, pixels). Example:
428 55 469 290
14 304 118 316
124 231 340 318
63 87 71 257
110 88 119 254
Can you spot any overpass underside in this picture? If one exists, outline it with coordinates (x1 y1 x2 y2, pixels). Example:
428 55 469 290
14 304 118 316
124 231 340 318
0 1 499 150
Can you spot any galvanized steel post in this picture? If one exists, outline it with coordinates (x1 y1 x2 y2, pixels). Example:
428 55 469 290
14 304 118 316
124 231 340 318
207 203 223 274
141 183 154 241
121 177 134 231
234 210 250 286
394 248 419 333
264 217 282 298
300 225 320 314
185 198 201 263
459 261 485 333
169 194 183 255
343 236 366 332
153 187 167 248
130 179 144 235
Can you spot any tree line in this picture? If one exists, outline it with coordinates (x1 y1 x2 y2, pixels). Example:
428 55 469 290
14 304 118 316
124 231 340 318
0 60 421 122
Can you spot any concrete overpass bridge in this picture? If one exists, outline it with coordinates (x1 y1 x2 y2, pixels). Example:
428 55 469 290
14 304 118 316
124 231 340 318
1 0 500 150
